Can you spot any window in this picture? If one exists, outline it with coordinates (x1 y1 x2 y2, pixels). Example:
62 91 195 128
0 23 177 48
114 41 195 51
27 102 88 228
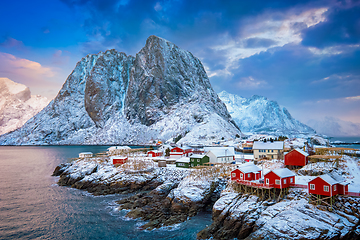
191 164 194 167
266 178 269 184
240 173 243 179
324 185 329 192
272 150 274 152
290 178 293 183
275 180 280 185
283 179 286 184
197 159 200 162
232 173 236 177
334 185 336 191
248 173 251 178
191 159 194 162
268 150 270 153
310 184 315 190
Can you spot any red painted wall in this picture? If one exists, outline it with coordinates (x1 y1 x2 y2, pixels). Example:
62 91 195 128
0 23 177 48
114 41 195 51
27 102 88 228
284 150 308 166
231 169 262 181
264 171 294 189
148 151 162 157
113 157 127 165
308 177 339 197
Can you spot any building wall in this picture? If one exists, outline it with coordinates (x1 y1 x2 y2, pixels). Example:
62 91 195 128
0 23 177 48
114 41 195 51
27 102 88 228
190 156 209 167
264 171 294 189
176 162 189 168
308 178 338 197
254 149 283 160
284 150 307 166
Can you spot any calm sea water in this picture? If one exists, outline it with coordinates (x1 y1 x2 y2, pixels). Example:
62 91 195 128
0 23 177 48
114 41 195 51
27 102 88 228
330 137 360 150
0 146 211 240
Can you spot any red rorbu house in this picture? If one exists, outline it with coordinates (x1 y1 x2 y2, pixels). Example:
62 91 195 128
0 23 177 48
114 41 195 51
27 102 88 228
171 146 193 157
147 150 162 157
308 174 349 197
111 156 128 165
284 148 309 167
231 163 262 181
264 168 295 189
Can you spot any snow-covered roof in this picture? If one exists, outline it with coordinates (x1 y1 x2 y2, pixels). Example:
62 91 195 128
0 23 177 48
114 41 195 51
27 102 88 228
170 152 184 155
204 147 235 156
270 168 295 178
253 141 284 150
238 163 261 173
110 156 127 160
108 146 131 151
319 174 339 185
148 150 162 153
207 149 234 158
176 157 190 163
190 154 205 159
294 148 309 156
79 152 93 155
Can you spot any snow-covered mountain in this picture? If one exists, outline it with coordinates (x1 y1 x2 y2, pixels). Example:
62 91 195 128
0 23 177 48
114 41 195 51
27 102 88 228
307 117 360 137
218 91 315 135
0 36 240 145
0 78 49 136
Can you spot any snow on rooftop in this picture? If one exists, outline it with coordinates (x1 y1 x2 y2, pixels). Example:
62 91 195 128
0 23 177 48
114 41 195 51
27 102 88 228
190 154 205 158
238 163 261 173
294 148 309 156
253 141 284 150
318 174 339 185
176 157 190 163
270 168 295 178
204 146 235 155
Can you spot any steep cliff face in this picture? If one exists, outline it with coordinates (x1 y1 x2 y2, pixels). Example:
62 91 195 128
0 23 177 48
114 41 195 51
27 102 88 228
0 78 49 136
0 36 240 145
218 91 315 136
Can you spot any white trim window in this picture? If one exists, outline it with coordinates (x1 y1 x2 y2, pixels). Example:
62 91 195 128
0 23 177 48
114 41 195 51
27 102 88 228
240 173 243 179
283 179 287 184
334 185 337 191
197 159 200 162
248 173 251 178
324 185 329 192
275 180 280 185
310 184 315 190
266 178 269 184
290 178 293 183
232 173 236 177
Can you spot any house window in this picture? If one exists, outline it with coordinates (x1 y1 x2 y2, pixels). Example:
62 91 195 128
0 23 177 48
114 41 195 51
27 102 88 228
334 185 337 191
266 178 269 184
268 150 270 153
191 164 194 167
290 178 293 183
275 180 280 185
197 159 200 162
283 179 286 184
232 173 236 177
248 173 251 177
191 159 194 162
324 185 329 192
240 173 243 179
272 150 274 153
310 184 315 190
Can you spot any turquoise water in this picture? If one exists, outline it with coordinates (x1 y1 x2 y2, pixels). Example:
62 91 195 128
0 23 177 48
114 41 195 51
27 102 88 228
330 137 360 150
0 146 211 240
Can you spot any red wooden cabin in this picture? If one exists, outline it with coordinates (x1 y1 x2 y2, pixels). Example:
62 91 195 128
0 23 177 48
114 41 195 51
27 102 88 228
231 163 262 181
111 156 128 165
284 148 309 167
147 150 162 157
171 146 192 156
264 168 295 189
308 174 349 197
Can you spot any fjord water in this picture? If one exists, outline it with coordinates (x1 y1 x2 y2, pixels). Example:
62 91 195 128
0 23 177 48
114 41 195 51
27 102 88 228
0 146 211 240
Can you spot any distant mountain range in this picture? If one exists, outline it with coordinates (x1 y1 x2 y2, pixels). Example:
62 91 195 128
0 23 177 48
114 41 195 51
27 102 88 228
218 91 315 136
0 36 240 145
0 78 49 136
307 117 360 137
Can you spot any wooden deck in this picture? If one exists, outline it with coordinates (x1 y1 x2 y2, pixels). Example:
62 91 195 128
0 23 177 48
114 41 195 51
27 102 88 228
235 180 274 189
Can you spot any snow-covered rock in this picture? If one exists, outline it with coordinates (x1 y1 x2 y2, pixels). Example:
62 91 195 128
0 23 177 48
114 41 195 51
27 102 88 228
218 91 315 136
0 36 240 145
0 78 49 135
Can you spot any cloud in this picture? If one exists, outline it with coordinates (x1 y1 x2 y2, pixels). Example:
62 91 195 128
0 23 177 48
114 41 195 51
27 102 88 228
0 37 26 50
0 52 61 98
243 38 278 48
301 4 360 48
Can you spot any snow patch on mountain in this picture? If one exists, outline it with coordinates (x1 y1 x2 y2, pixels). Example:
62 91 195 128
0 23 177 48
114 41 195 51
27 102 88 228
218 91 315 136
0 78 49 135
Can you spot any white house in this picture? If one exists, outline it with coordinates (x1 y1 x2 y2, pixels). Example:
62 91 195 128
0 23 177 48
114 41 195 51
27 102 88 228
79 152 93 158
204 147 235 164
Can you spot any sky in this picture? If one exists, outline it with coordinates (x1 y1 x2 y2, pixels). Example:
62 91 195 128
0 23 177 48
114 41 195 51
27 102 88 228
0 0 359 131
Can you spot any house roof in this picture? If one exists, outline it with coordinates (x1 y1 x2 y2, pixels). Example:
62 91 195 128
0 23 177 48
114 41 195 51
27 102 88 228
238 163 261 173
79 152 93 155
176 157 190 163
293 148 309 156
319 174 339 185
190 154 206 159
269 168 295 178
253 141 284 150
207 149 235 158
148 150 162 153
110 156 127 160
170 152 184 155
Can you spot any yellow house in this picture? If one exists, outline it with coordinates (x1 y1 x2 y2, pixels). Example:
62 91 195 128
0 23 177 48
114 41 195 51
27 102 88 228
253 141 284 160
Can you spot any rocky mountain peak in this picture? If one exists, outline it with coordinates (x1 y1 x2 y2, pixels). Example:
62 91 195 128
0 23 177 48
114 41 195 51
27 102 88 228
0 77 31 103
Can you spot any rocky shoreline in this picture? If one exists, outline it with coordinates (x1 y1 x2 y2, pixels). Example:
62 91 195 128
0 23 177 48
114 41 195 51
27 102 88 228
53 158 360 239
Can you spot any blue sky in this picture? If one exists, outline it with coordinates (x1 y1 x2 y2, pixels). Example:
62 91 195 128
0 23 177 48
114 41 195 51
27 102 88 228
0 0 359 126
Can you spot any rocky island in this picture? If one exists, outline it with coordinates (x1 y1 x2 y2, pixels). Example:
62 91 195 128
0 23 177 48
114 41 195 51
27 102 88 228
52 152 360 240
